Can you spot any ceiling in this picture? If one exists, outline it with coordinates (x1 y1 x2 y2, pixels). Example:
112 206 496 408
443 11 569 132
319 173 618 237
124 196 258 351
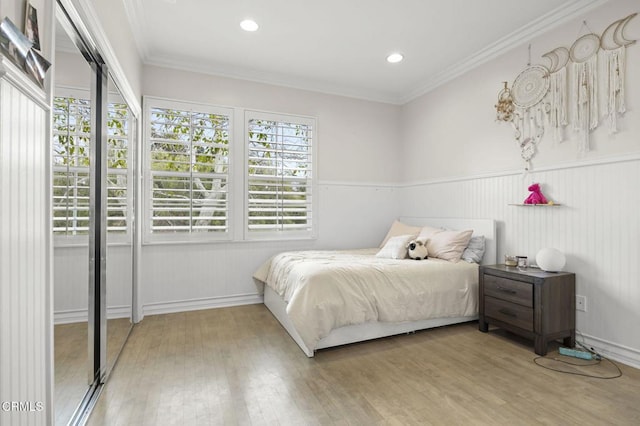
123 0 605 104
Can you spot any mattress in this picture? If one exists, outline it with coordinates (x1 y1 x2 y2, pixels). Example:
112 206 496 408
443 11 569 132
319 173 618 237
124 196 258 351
253 249 479 350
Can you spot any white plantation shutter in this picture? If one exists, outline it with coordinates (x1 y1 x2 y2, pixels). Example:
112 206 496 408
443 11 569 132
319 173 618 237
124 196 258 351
52 94 131 240
106 100 130 233
246 112 315 238
146 99 232 241
52 96 91 236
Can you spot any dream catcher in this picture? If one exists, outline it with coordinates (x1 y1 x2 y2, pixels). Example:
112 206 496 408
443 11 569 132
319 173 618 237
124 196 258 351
510 62 550 170
600 13 637 134
494 81 515 122
496 14 638 163
542 47 569 143
570 31 600 153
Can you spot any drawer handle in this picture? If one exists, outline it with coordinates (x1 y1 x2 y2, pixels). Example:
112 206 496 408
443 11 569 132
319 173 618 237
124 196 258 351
496 286 517 294
498 308 517 318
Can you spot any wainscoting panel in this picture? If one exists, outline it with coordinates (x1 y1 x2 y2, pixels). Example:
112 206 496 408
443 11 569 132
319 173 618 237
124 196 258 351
54 245 133 324
0 78 51 425
400 158 640 367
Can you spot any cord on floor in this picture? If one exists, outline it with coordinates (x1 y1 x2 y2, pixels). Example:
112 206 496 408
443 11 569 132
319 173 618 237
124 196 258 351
532 330 622 379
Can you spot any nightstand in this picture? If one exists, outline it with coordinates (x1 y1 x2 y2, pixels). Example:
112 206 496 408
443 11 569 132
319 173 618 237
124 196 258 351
479 264 575 356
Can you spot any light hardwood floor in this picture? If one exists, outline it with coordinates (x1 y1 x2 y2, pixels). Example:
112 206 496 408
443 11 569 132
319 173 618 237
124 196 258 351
55 318 132 424
54 322 89 425
87 304 640 425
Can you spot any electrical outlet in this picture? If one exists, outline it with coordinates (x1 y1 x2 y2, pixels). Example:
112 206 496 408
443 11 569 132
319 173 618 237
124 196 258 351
576 295 587 312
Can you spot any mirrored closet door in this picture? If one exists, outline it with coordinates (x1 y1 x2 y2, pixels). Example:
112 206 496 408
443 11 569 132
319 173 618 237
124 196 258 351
105 73 135 376
52 12 94 425
53 2 136 424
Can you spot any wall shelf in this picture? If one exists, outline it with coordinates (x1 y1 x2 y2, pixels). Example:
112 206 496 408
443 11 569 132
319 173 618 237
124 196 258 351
508 203 562 207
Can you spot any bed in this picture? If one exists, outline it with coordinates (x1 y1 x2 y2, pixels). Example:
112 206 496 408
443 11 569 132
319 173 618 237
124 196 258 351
253 217 496 357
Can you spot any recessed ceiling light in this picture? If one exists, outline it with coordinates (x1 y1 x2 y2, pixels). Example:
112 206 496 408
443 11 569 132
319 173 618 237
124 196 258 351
240 19 259 32
386 53 404 63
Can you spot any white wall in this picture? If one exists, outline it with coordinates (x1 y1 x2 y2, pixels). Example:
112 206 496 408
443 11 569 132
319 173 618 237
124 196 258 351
142 65 402 184
54 50 91 88
401 0 640 181
400 0 640 366
139 66 402 314
54 245 133 323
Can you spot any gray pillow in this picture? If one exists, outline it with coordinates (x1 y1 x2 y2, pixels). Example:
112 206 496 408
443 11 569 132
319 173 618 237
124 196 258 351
462 235 485 263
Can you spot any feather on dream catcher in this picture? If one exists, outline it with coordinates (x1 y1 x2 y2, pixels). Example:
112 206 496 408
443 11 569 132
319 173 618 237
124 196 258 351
570 32 600 153
542 47 569 142
600 13 637 134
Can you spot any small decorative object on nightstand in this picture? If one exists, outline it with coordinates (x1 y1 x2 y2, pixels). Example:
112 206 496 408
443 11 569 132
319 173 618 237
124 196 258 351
479 264 575 356
536 247 566 272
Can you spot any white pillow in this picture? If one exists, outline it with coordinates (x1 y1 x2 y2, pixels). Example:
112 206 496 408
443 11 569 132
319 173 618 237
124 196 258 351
379 220 421 247
462 235 485 263
418 225 442 239
376 234 413 259
418 227 473 262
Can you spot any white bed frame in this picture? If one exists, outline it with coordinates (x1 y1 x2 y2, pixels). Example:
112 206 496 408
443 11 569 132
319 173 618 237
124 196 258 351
263 217 497 357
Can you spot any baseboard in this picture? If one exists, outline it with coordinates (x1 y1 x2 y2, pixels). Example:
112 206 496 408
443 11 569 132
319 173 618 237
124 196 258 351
54 306 132 325
54 309 87 324
141 293 263 319
578 332 640 370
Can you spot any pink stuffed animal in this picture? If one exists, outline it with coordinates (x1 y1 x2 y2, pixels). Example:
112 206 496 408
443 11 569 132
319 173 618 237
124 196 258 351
524 183 548 205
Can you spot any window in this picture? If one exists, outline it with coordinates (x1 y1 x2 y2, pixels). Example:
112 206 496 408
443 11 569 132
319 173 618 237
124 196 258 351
52 95 91 236
246 112 315 239
52 92 132 240
145 99 232 241
143 98 316 243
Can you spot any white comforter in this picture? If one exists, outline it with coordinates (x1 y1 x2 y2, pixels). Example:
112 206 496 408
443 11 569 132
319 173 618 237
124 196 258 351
253 249 479 350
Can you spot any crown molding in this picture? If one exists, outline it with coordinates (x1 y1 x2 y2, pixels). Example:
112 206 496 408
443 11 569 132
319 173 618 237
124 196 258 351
124 0 608 106
143 55 402 104
400 0 609 104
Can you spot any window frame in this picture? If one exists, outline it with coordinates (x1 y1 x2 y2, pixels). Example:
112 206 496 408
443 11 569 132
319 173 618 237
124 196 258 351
142 98 318 244
244 110 317 241
142 96 234 244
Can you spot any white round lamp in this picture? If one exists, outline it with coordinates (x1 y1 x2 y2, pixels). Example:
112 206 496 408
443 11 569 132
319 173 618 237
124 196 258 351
536 248 566 272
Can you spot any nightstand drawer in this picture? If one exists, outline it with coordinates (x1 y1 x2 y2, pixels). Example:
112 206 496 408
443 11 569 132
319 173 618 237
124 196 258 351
485 296 533 331
484 275 532 307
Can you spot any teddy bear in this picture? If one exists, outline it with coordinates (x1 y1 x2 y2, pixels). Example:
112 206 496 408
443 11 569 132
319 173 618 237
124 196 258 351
524 183 548 205
406 238 429 260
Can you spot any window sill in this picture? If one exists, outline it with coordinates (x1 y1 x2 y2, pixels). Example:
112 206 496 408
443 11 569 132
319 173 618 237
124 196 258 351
141 234 317 246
